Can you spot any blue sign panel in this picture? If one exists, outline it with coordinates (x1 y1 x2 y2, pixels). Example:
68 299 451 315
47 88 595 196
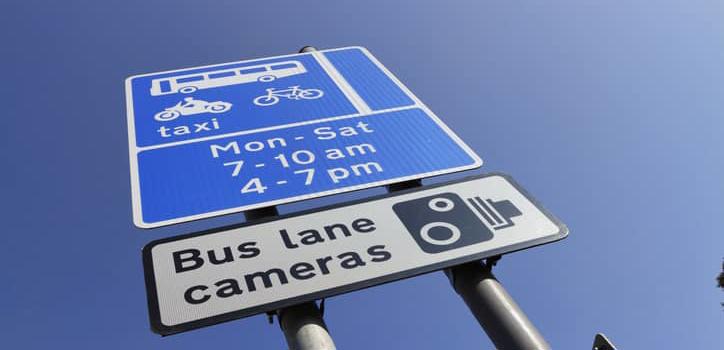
126 47 482 228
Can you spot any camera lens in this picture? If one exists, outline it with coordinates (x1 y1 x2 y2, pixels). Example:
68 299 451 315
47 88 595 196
419 222 461 246
428 198 454 212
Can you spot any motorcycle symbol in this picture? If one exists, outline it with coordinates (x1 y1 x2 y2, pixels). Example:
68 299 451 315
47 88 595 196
154 97 232 122
253 86 324 107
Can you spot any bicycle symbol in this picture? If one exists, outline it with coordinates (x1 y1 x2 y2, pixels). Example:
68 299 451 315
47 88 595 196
253 86 324 107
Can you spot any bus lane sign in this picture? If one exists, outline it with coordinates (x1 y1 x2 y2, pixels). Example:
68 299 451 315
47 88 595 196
126 47 482 228
142 174 568 335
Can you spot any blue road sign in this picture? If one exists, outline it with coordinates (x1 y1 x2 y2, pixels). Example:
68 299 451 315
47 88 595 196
126 47 482 228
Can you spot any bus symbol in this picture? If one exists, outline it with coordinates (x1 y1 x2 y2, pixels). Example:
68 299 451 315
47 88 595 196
149 61 306 96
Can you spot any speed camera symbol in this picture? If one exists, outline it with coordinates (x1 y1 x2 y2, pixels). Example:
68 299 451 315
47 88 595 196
392 193 494 254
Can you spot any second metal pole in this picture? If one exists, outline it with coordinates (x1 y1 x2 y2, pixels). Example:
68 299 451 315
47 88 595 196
447 261 551 350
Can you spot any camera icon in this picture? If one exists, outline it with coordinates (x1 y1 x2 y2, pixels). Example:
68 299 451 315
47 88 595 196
393 193 522 254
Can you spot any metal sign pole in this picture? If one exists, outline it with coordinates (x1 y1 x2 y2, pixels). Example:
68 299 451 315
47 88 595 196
447 260 551 350
243 44 337 350
278 302 336 350
245 206 336 350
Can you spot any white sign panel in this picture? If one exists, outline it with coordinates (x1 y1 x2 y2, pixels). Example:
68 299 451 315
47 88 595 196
142 174 567 335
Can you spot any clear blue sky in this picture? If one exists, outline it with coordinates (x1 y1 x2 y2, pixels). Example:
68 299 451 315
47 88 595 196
2 1 723 348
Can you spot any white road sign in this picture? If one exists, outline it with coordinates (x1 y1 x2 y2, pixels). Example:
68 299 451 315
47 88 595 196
142 173 567 335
